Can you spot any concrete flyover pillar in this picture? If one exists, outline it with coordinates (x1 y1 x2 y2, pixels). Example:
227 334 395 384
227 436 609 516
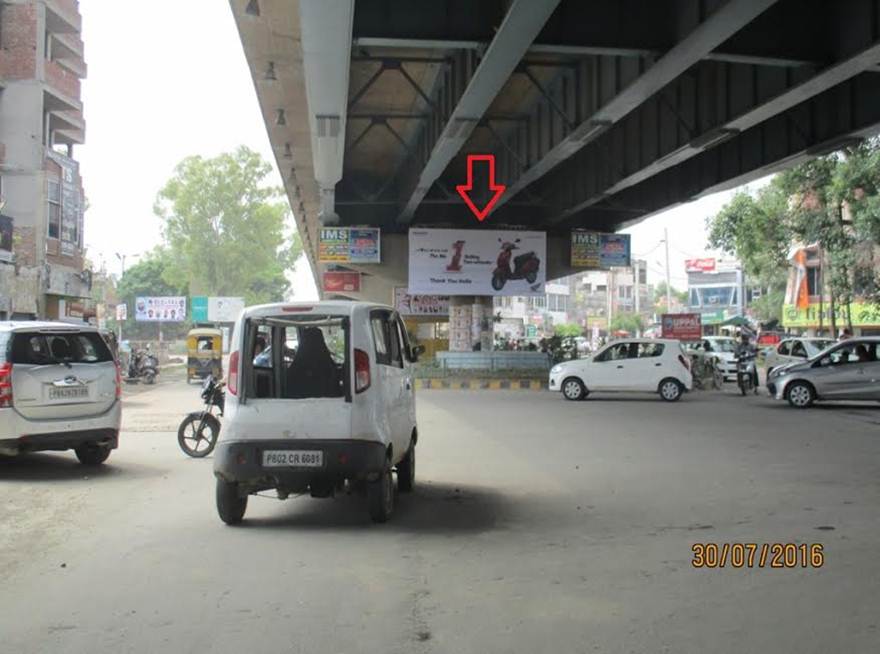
448 296 494 352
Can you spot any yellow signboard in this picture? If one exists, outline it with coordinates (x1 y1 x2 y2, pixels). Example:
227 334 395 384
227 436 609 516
782 302 880 328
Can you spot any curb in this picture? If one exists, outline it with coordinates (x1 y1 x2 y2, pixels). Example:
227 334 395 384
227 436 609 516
415 379 547 390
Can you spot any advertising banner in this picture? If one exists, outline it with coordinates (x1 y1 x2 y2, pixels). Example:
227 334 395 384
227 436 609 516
191 296 208 322
318 227 380 263
782 302 880 328
661 313 703 341
571 231 631 268
394 287 449 317
135 296 186 322
685 258 717 272
115 303 127 321
408 228 546 296
323 271 361 293
208 297 245 322
47 151 82 253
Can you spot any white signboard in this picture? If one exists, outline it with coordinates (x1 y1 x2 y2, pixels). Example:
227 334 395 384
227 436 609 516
115 303 127 321
408 228 546 296
135 296 186 322
394 287 449 317
208 296 245 322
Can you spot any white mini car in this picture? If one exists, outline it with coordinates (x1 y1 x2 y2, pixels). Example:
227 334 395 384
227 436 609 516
214 302 422 525
0 321 121 464
549 338 693 402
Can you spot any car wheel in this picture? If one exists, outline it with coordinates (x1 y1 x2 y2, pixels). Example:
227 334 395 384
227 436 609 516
562 377 587 401
216 479 247 525
397 445 415 493
74 445 111 465
368 468 394 523
786 381 815 408
659 378 684 402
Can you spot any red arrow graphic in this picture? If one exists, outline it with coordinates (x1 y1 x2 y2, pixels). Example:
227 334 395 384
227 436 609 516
456 154 506 222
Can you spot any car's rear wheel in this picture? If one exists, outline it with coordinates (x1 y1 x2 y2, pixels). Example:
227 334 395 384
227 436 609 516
659 378 684 402
74 445 111 465
786 381 815 408
368 468 394 523
397 445 415 493
216 479 247 525
562 377 587 401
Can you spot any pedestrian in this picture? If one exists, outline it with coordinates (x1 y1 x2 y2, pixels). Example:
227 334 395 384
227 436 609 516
838 328 853 341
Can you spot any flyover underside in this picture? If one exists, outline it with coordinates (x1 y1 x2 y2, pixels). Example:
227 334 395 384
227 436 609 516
231 0 880 300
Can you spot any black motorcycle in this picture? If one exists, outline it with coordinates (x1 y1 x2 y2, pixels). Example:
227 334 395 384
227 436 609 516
125 348 160 385
735 353 759 396
177 375 224 457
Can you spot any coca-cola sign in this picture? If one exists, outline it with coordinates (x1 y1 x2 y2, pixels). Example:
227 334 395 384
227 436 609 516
685 258 716 272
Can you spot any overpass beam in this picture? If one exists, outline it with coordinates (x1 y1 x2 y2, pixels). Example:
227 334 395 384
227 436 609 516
299 0 356 225
490 0 779 212
396 0 561 224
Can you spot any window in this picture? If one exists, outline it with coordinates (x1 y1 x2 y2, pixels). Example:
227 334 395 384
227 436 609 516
806 266 820 296
638 343 665 358
790 341 807 358
777 342 791 356
0 214 12 253
370 313 392 366
819 342 876 367
47 178 61 239
10 332 113 364
595 342 631 362
618 286 632 299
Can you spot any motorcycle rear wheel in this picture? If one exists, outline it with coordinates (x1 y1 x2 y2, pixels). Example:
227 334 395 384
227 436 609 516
491 273 505 291
178 413 220 458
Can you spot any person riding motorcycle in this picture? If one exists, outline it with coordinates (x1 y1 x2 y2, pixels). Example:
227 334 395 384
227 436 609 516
734 331 758 391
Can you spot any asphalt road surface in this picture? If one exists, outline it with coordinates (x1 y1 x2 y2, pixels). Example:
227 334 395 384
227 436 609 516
1 381 879 654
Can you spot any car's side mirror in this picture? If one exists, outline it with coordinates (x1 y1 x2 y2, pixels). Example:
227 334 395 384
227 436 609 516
411 345 426 361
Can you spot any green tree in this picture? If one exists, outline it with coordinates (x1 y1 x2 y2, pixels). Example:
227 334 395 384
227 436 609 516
553 323 583 338
653 282 689 314
610 312 644 334
154 146 302 304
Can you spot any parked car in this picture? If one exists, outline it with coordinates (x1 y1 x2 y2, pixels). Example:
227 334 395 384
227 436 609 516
767 337 880 408
0 321 121 464
763 337 836 376
214 301 424 525
689 336 739 381
549 338 693 402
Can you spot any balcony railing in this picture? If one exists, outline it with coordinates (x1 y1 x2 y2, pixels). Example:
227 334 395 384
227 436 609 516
44 60 81 100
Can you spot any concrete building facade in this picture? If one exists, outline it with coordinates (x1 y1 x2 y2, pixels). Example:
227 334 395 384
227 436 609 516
0 0 90 320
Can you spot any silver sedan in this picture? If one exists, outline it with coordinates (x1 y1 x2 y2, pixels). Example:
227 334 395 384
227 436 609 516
767 337 880 407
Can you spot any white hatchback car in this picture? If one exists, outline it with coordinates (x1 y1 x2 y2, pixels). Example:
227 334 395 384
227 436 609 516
763 337 836 376
0 321 121 464
549 338 693 401
214 302 422 525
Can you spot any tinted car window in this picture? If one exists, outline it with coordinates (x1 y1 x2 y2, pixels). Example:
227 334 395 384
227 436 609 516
11 332 113 365
638 343 665 358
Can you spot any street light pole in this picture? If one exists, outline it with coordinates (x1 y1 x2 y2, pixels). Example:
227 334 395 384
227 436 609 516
115 253 126 345
663 227 672 313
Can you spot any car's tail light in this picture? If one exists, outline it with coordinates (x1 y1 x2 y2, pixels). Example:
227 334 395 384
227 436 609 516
227 351 240 396
354 348 370 393
0 362 12 408
114 361 122 399
678 354 691 371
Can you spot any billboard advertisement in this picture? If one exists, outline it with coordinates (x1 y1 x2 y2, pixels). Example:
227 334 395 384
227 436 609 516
408 228 546 296
571 231 631 268
394 287 449 317
208 297 245 322
323 271 361 293
135 296 186 322
685 258 717 272
661 313 702 341
318 227 380 264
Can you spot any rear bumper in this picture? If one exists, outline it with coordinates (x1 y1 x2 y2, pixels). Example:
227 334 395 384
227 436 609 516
214 438 388 490
0 402 121 455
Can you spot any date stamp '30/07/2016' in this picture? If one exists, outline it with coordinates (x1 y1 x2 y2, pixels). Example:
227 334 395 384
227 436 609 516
692 543 825 569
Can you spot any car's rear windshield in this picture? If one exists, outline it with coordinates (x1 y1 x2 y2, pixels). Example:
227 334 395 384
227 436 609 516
10 331 114 365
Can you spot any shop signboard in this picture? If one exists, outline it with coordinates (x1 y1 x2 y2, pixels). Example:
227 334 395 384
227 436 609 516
393 287 449 317
661 313 702 341
323 271 361 293
408 228 546 296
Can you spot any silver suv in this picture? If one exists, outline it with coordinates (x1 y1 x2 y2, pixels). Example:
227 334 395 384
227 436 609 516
0 322 121 464
767 337 880 408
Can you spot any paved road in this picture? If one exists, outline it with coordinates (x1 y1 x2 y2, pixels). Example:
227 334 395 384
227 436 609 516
1 382 878 653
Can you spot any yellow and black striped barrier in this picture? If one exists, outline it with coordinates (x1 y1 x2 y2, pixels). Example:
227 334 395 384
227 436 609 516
415 379 547 390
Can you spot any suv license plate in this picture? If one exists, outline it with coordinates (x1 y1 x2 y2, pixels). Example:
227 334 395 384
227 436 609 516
262 450 323 468
48 387 89 400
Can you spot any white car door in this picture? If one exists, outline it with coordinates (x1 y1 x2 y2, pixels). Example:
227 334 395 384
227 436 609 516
393 315 416 443
636 341 668 389
589 342 633 390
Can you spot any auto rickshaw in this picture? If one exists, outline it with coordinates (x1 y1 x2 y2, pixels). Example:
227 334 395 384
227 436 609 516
186 328 223 384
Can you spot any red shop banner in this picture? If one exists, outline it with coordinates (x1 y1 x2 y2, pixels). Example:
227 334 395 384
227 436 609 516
323 271 361 293
661 313 702 341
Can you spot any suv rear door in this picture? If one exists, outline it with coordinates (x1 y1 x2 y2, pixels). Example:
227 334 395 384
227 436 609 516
9 328 117 420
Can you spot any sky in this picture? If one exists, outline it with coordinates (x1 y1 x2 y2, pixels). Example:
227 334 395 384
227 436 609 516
77 0 763 297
